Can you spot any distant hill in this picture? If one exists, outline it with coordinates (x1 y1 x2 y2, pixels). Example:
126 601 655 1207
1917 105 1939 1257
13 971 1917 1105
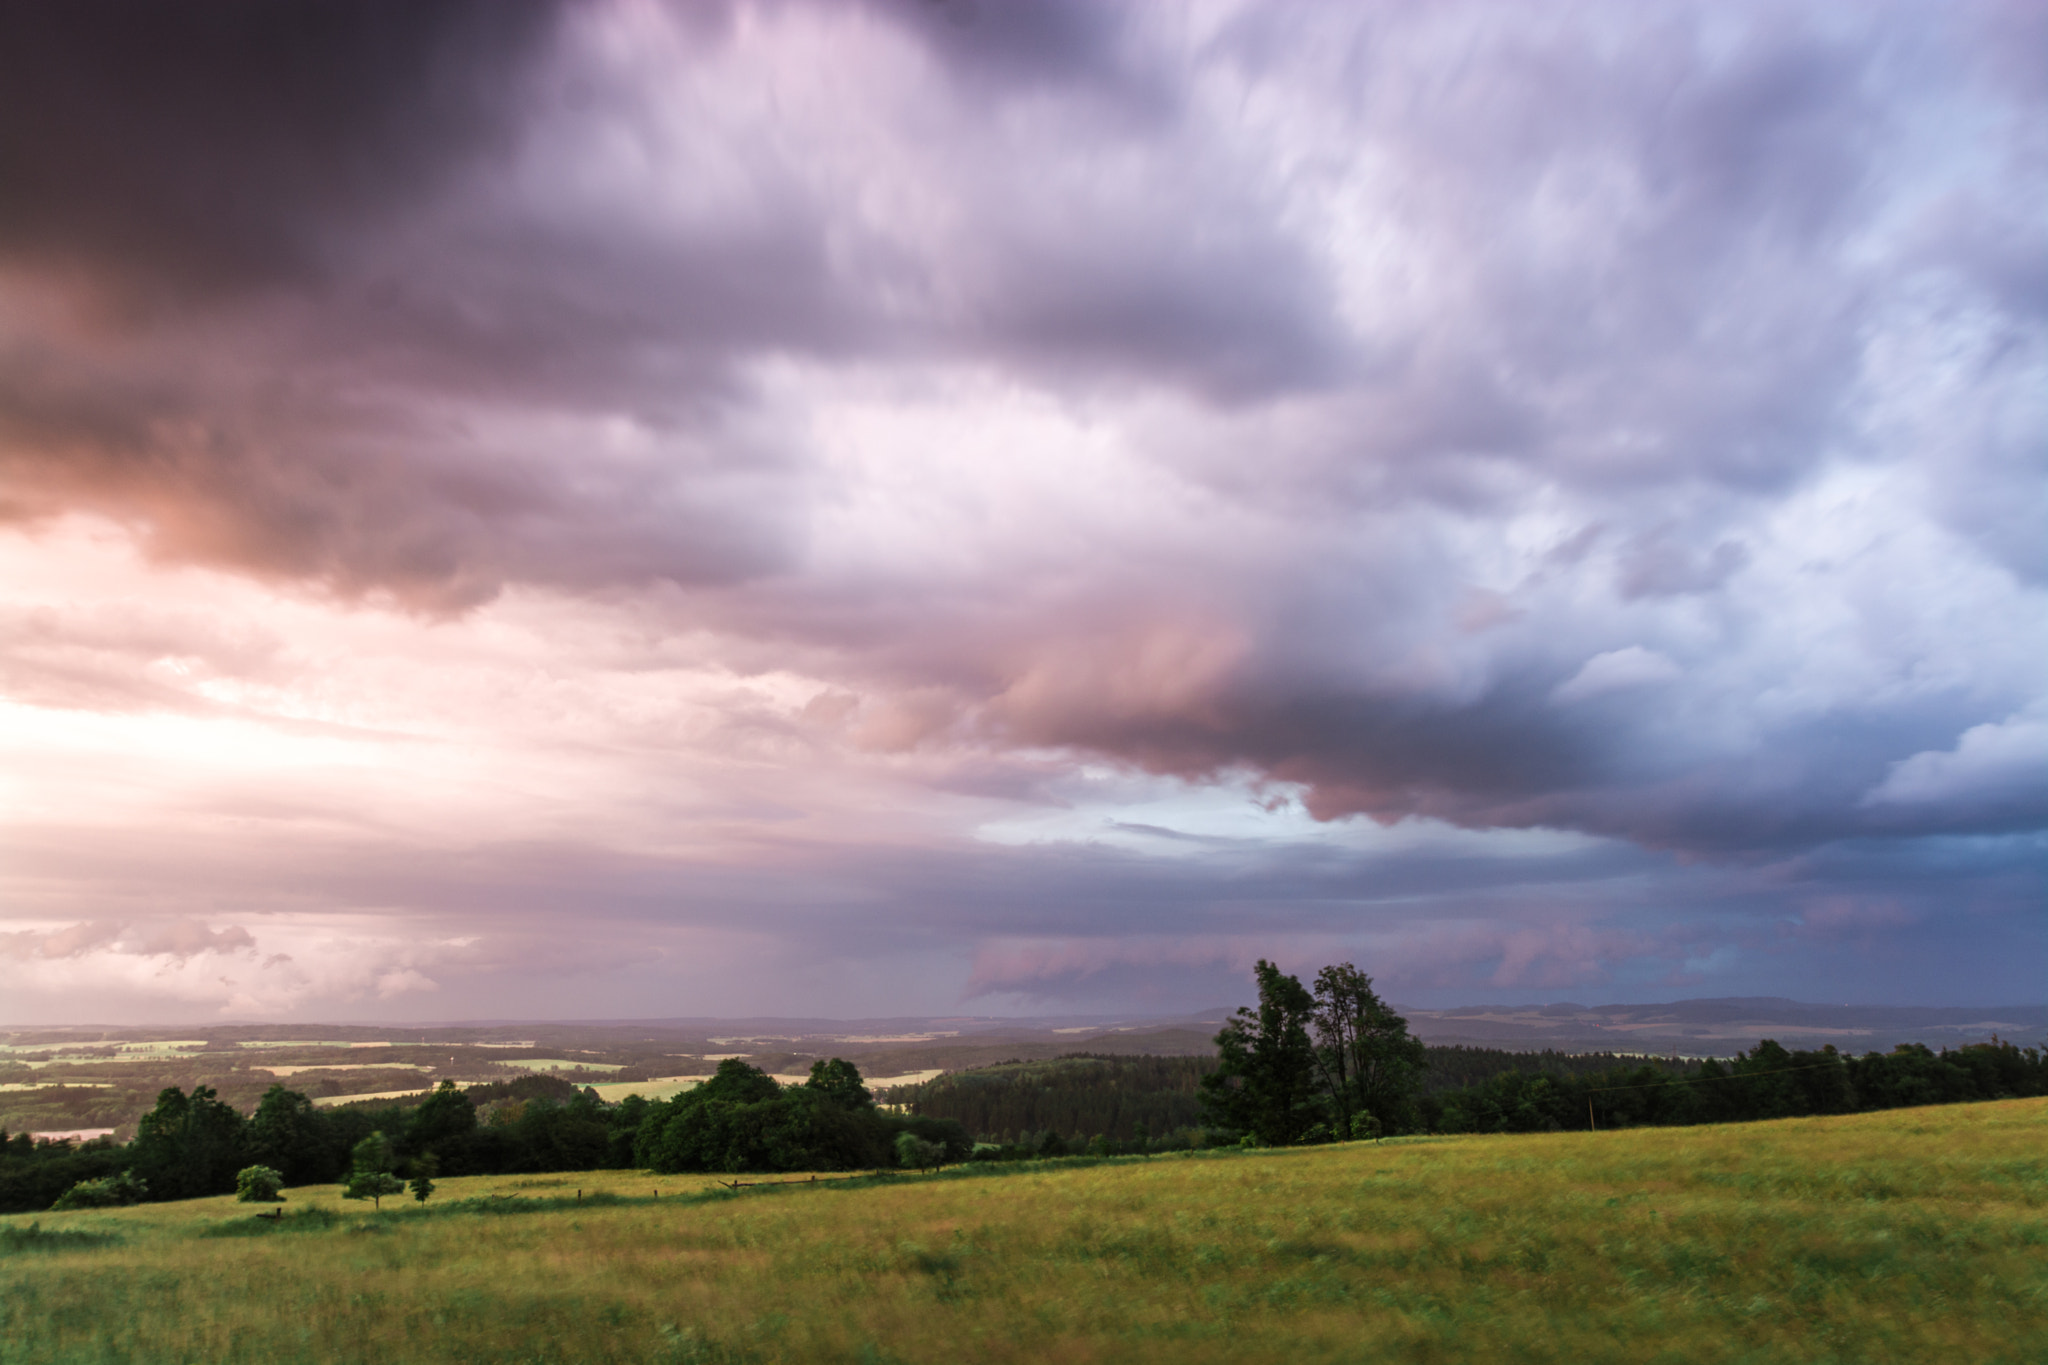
1398 998 2048 1053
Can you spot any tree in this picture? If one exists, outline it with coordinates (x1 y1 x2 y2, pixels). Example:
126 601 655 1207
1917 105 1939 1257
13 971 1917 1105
405 1079 477 1157
1309 962 1426 1138
235 1165 285 1203
1200 960 1321 1145
894 1132 944 1172
805 1058 872 1110
342 1132 404 1211
407 1153 437 1204
247 1085 331 1186
698 1059 783 1105
132 1085 246 1200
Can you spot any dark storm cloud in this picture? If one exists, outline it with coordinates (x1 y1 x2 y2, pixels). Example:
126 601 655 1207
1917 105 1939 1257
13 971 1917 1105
1 0 2041 877
867 0 1142 95
0 0 564 301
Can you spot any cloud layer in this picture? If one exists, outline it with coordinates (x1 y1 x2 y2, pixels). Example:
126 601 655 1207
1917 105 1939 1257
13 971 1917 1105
0 0 2040 1020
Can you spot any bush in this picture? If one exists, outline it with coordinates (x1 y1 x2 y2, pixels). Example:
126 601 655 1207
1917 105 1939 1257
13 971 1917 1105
235 1165 285 1203
49 1170 147 1210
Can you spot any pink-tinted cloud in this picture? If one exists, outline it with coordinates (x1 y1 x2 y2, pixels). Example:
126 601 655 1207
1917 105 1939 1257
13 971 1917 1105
0 919 253 962
0 1 2040 1021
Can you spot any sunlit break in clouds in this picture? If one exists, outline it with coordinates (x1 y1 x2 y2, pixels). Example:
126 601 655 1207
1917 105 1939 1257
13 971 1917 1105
0 0 2042 1024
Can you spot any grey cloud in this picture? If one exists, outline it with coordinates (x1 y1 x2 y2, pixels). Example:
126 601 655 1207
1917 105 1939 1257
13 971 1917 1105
864 0 1156 106
1616 536 1749 600
0 922 122 961
1860 710 2048 833
8 802 2038 1013
1 1 2039 864
0 0 562 302
120 920 257 960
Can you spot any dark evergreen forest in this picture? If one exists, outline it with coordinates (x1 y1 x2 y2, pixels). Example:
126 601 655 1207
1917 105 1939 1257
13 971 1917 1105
884 1054 1217 1144
892 1039 2044 1145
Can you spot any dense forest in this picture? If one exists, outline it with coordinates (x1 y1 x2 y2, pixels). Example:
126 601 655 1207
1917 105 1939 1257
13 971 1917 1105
1417 1046 1702 1093
889 1037 2046 1149
884 1045 1708 1141
1422 1037 2048 1134
883 1054 1215 1144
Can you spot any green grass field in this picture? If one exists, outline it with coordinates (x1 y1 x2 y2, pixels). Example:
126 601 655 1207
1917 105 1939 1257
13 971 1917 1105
2 1099 2042 1364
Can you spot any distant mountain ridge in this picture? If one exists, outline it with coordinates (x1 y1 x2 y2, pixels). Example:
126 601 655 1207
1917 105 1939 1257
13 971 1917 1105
5 998 2039 1058
1398 997 2047 1052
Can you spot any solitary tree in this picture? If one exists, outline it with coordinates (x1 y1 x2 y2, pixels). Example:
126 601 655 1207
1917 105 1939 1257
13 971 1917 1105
407 1153 438 1204
342 1132 404 1211
1200 960 1321 1145
894 1132 944 1172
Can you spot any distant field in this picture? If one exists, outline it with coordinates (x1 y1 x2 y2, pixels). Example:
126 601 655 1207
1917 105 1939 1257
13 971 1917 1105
582 1075 719 1104
2 1098 2041 1363
258 1062 434 1078
312 1069 949 1109
0 1083 113 1092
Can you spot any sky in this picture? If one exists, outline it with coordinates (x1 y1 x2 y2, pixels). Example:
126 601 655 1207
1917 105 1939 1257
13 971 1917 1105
0 0 2041 1025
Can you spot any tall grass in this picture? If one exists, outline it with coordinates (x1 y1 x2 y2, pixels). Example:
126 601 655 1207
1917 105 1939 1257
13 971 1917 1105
2 1098 2041 1364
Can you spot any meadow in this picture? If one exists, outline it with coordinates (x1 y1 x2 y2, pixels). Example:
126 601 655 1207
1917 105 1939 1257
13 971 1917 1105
1 1099 2041 1365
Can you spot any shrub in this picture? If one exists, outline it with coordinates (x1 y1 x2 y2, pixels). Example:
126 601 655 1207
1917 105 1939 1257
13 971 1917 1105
235 1165 285 1203
50 1170 147 1210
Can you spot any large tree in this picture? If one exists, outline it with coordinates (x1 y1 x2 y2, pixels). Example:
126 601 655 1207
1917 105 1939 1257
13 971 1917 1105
1309 962 1425 1138
1199 960 1321 1145
246 1084 331 1186
804 1058 872 1110
405 1078 478 1156
131 1085 246 1200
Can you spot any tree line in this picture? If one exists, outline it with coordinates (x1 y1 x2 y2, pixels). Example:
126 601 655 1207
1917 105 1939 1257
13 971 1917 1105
6 961 2042 1211
1421 1036 2048 1133
1188 960 2047 1144
885 1054 1216 1145
889 1047 1709 1145
2 1058 967 1214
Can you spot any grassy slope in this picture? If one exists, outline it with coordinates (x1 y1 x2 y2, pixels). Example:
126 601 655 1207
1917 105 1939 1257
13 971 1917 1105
2 1099 2042 1365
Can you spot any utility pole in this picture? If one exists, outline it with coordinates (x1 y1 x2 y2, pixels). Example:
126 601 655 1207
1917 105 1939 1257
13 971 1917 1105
1588 1098 1596 1132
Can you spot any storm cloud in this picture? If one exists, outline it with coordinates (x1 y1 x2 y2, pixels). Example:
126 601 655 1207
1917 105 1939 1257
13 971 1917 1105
0 0 2039 1021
